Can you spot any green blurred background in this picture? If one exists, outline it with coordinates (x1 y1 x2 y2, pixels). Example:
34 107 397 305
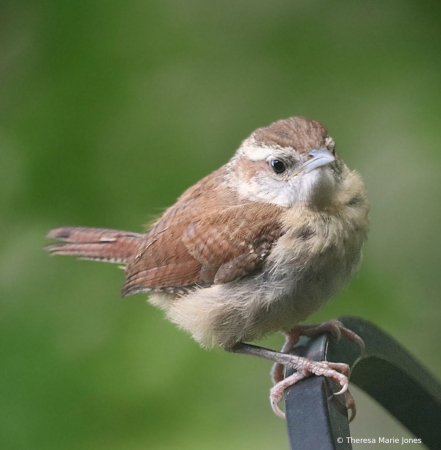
1 1 440 449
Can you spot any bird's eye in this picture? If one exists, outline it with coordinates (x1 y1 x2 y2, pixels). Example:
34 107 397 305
270 159 286 174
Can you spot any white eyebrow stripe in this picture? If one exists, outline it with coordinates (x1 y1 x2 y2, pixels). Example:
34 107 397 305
240 143 274 161
239 141 295 162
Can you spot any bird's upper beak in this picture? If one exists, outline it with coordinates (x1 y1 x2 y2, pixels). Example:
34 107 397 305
289 148 335 179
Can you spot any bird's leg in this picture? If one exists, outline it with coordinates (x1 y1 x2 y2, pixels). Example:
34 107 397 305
270 328 303 384
226 342 353 419
271 319 365 384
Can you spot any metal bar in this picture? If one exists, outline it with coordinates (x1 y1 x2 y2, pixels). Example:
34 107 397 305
284 317 441 450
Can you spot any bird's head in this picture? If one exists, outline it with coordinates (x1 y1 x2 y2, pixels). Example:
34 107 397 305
228 117 345 208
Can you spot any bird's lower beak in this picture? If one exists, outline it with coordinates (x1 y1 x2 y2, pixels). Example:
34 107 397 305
289 148 335 178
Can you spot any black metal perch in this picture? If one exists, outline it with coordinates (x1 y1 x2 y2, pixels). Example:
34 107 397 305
284 317 441 450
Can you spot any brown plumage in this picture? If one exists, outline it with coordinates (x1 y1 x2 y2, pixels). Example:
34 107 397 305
123 200 285 295
47 227 141 264
47 116 370 419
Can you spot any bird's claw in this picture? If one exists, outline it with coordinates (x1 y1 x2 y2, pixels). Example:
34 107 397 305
270 358 355 420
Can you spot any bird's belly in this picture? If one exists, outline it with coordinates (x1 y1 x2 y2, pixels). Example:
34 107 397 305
164 237 363 348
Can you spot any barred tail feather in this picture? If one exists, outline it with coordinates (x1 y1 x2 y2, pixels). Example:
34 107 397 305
46 227 142 264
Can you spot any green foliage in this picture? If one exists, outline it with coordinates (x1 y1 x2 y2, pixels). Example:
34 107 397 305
1 1 440 448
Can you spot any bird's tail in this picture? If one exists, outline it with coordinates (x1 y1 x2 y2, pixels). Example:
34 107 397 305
46 227 142 264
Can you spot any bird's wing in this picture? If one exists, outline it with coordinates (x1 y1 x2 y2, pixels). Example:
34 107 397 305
122 201 285 296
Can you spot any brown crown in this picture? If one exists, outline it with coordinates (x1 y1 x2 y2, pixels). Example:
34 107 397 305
251 117 328 154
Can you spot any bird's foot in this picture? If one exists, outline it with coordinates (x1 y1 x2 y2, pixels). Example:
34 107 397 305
298 319 365 352
270 357 356 421
271 319 364 384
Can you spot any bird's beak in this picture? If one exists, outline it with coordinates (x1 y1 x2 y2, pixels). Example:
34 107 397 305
288 148 335 179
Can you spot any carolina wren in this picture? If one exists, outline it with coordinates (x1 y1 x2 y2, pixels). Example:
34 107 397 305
47 117 369 419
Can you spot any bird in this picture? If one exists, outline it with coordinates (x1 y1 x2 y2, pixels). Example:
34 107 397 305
46 116 369 419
